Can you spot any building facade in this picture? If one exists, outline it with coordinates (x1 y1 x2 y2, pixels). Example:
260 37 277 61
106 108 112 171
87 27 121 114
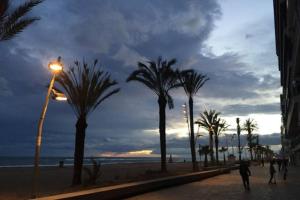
274 0 300 163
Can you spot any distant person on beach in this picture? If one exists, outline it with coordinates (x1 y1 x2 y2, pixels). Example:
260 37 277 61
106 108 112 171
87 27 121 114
269 160 276 184
239 160 251 190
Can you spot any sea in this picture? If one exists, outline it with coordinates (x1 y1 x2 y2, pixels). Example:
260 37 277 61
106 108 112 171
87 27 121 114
0 156 180 168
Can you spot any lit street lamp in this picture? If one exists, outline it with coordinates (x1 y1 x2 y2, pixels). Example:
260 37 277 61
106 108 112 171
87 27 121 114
31 57 66 198
182 103 190 137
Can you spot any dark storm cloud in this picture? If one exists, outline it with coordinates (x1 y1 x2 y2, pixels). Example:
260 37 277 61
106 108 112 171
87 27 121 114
223 103 280 116
0 0 280 157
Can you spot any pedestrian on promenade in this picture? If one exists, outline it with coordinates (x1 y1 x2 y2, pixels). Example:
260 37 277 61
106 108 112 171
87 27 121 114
239 160 251 190
269 160 276 184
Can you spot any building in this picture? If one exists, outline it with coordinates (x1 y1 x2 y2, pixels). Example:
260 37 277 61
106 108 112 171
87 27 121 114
274 0 300 163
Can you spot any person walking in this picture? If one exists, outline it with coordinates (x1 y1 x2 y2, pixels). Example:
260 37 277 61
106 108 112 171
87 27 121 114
239 160 251 190
269 160 276 184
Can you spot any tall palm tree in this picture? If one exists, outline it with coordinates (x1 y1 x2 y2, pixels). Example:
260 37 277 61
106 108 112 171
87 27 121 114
196 109 220 163
178 70 208 171
0 0 42 41
127 57 179 172
56 59 120 185
242 118 258 161
213 118 229 164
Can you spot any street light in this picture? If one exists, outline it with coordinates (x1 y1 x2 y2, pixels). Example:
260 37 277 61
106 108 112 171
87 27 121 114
182 103 190 137
236 118 242 162
31 57 65 198
51 88 67 101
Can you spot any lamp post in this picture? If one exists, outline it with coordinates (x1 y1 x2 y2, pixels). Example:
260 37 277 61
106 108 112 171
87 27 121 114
31 57 66 198
236 118 242 162
182 103 190 137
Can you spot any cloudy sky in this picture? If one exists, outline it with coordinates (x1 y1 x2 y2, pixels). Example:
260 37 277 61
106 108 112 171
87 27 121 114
0 0 281 157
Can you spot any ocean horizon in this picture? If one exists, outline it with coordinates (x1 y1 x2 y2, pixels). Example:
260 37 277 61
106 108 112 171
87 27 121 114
0 156 180 168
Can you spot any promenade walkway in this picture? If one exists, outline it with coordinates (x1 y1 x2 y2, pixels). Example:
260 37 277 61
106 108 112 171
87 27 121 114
127 165 300 200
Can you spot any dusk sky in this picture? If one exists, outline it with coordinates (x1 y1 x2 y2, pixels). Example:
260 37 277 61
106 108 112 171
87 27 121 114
0 0 281 157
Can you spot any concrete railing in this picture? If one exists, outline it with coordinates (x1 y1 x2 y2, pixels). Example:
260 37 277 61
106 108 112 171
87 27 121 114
36 166 237 200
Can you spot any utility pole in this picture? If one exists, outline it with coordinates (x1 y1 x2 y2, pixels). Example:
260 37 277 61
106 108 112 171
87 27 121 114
236 118 242 162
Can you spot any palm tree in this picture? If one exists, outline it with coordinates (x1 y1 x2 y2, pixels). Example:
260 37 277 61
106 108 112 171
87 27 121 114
242 118 258 161
200 145 210 167
127 57 179 172
56 59 120 185
178 70 208 171
213 119 229 164
196 109 220 163
219 146 228 165
0 0 42 41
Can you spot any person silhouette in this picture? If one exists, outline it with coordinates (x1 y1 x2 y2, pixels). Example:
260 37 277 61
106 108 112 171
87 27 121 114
239 160 251 190
269 160 276 184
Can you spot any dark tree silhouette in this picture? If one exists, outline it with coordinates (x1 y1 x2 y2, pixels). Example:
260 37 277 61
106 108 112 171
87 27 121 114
127 57 179 172
0 0 42 41
179 70 208 171
56 60 120 185
242 118 258 161
200 145 210 167
219 146 228 165
196 110 220 163
213 118 229 164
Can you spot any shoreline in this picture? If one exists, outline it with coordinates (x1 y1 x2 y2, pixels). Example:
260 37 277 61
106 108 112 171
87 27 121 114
0 162 201 200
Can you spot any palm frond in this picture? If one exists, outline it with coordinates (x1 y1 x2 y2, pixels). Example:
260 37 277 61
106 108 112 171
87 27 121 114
5 0 42 25
0 0 9 21
56 59 120 118
195 109 220 132
0 0 42 41
178 69 209 97
127 56 179 109
1 17 38 40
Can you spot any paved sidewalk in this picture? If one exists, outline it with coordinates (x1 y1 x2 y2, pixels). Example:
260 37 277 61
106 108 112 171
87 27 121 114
127 165 300 200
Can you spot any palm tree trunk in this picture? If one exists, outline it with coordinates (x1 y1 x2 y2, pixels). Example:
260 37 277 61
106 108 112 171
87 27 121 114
214 135 219 164
72 115 88 185
248 131 253 161
209 131 214 162
249 146 253 161
158 96 167 172
204 153 208 167
188 97 197 171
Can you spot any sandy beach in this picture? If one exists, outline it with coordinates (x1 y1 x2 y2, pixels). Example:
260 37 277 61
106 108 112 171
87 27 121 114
0 162 202 200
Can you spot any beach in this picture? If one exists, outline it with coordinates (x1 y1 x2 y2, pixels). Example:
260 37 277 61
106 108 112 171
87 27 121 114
0 162 198 200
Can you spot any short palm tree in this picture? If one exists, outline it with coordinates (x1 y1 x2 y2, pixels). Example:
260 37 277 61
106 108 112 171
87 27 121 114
213 119 229 163
200 145 210 167
127 57 179 172
219 146 228 165
0 0 42 41
56 59 120 185
178 70 208 171
242 118 258 161
196 109 220 163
